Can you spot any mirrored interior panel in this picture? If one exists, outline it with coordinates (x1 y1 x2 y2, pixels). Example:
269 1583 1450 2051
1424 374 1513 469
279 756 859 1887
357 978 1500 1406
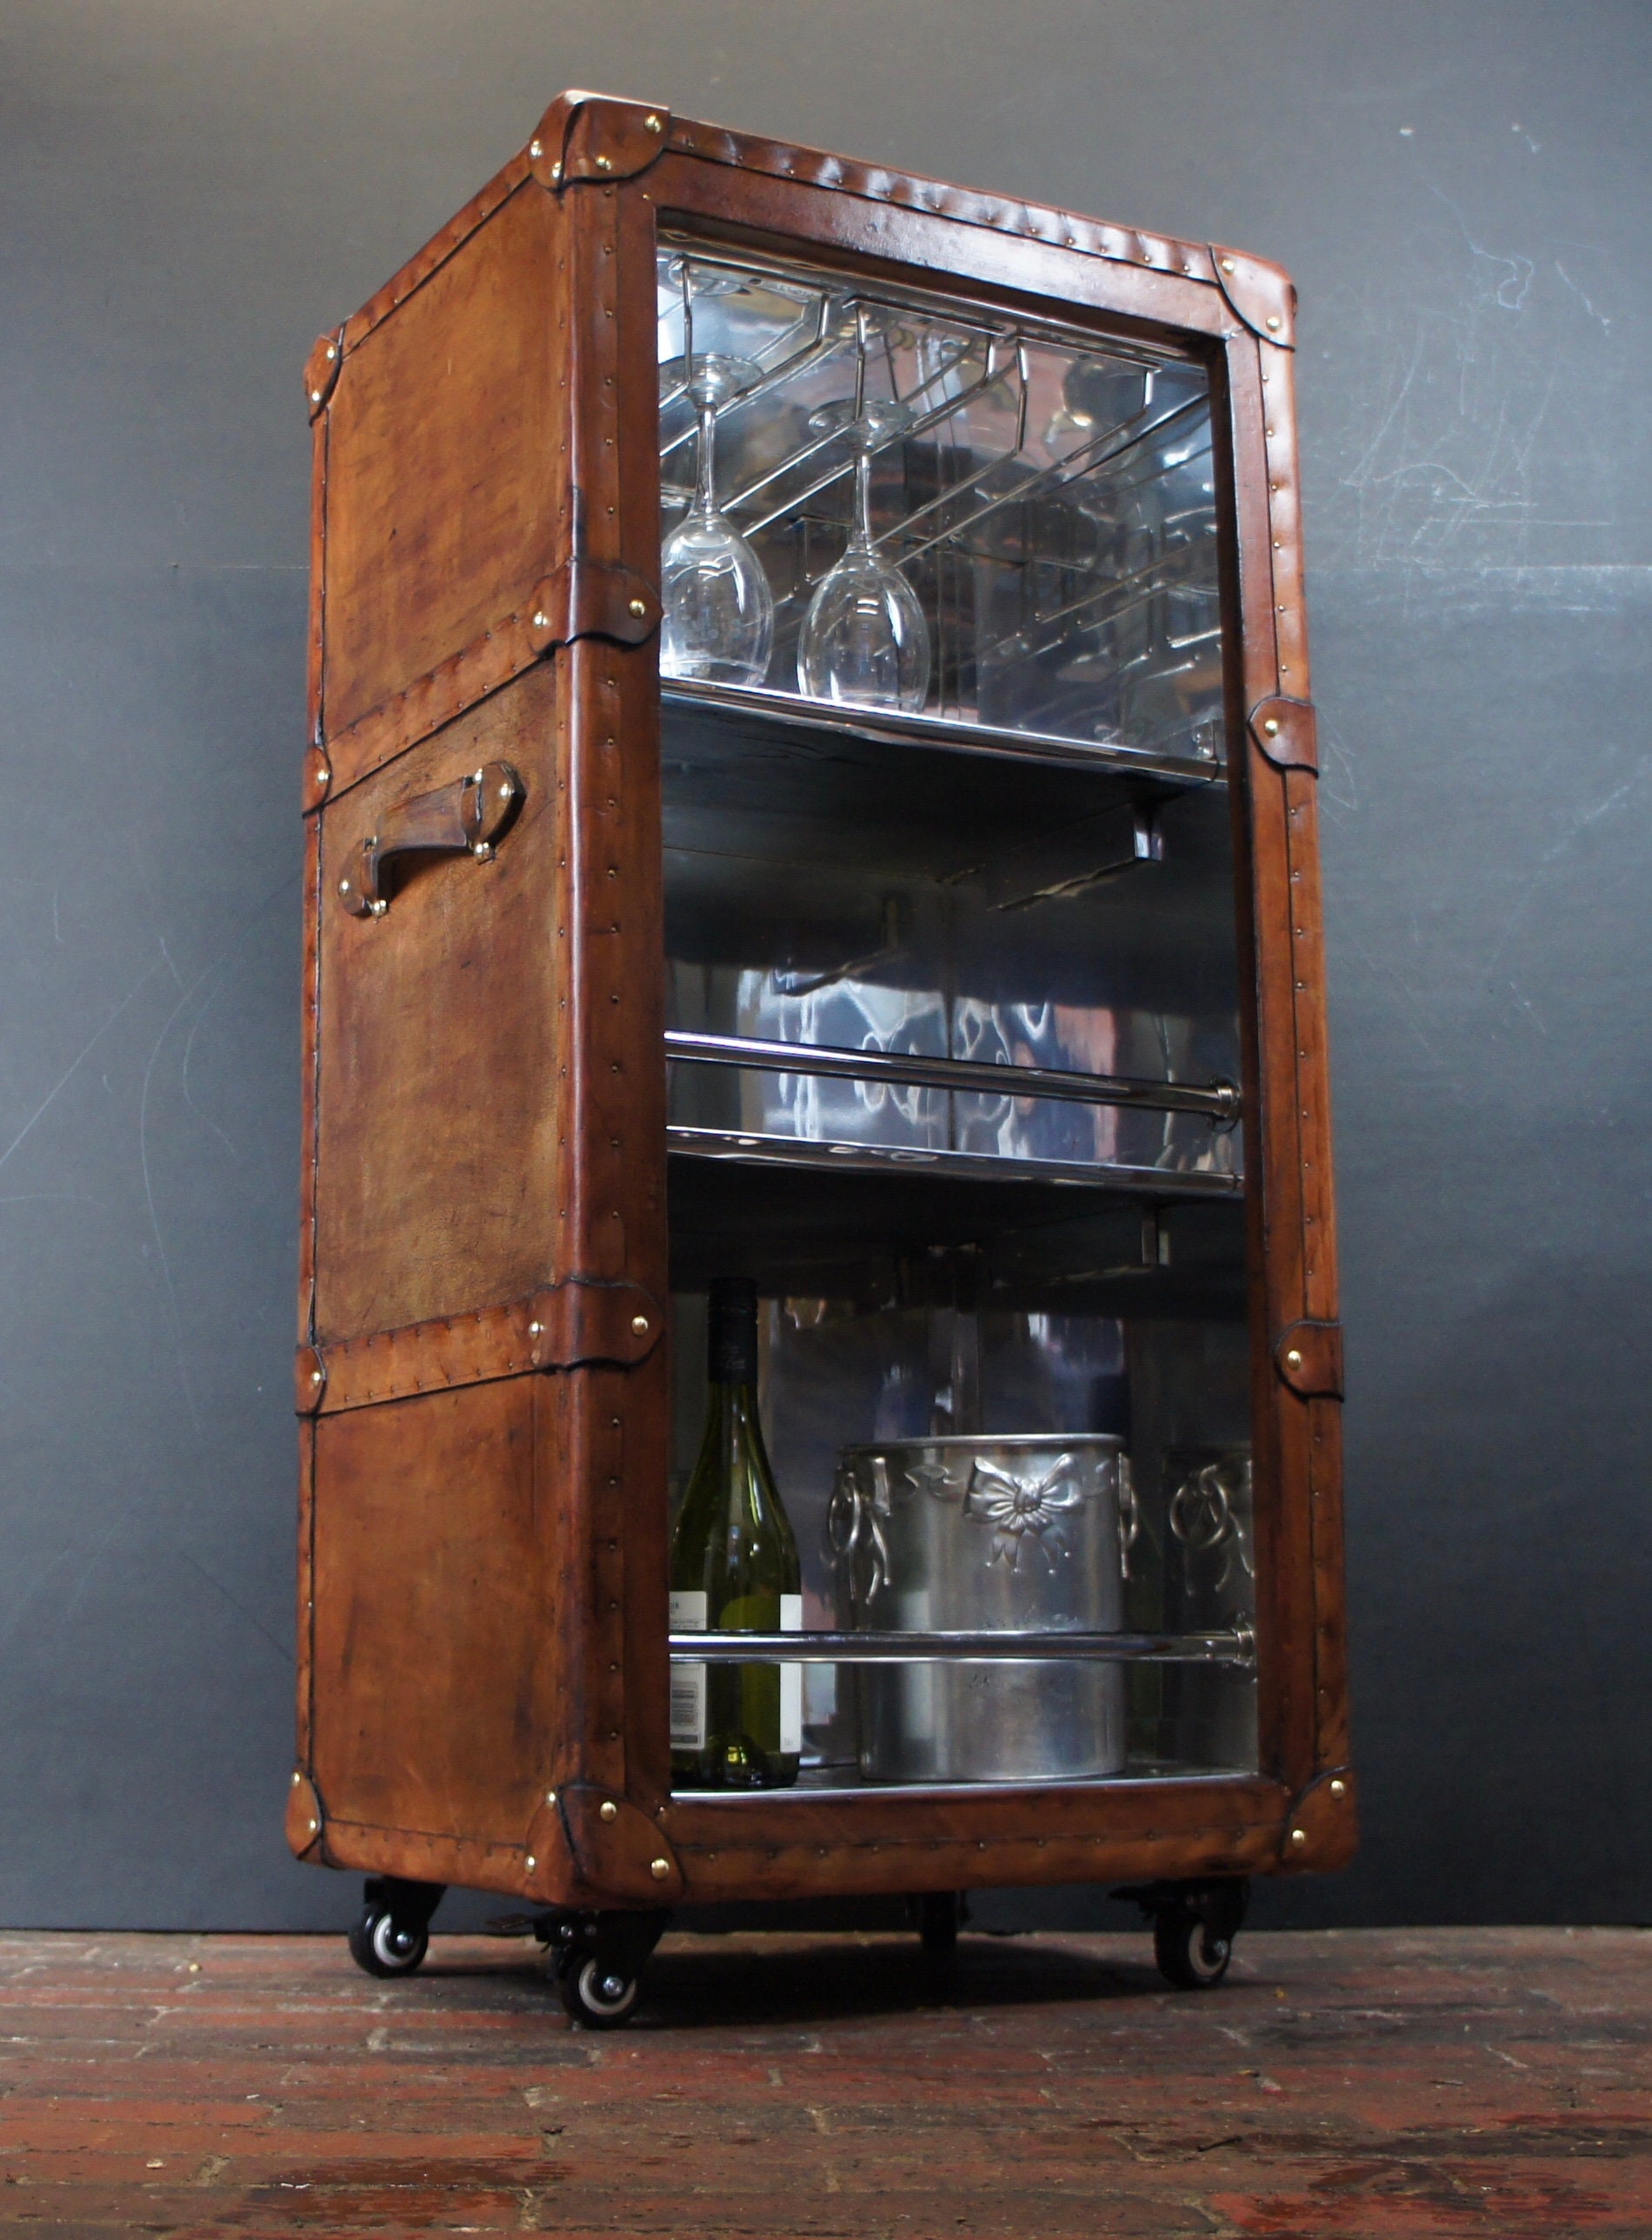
658 237 1223 774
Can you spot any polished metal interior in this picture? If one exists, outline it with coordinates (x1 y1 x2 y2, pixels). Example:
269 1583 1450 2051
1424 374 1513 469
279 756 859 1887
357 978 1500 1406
660 239 1257 1796
658 238 1223 770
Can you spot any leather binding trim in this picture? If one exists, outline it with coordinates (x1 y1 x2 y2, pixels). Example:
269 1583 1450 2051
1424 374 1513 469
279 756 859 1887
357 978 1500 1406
315 562 662 807
303 328 344 421
665 113 1220 288
530 91 671 190
523 1783 684 1906
526 559 661 655
1210 246 1296 348
1279 1767 1357 1872
1274 1318 1343 1400
1249 694 1318 775
286 1769 326 1861
296 1279 663 1417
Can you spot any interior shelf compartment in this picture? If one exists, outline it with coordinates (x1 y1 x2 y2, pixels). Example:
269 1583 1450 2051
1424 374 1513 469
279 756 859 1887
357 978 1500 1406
667 1150 1248 1319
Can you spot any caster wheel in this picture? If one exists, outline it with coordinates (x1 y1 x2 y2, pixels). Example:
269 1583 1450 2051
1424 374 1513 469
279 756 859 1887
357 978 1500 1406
558 1953 639 2029
916 1892 962 1956
349 1907 429 1978
1153 1900 1234 1990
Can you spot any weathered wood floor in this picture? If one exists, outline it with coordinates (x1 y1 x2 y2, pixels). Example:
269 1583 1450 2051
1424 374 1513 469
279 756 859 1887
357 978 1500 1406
0 1927 1646 2236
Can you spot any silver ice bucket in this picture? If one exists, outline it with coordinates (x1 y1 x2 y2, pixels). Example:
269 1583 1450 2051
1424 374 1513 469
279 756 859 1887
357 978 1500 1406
830 1434 1135 1783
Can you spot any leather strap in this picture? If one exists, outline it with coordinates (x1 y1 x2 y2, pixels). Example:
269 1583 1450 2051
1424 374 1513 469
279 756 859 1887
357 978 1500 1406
1274 1318 1343 1400
1249 694 1318 774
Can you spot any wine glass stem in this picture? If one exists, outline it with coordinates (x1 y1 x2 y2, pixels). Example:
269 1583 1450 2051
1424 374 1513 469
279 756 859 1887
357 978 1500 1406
694 402 719 517
851 447 874 554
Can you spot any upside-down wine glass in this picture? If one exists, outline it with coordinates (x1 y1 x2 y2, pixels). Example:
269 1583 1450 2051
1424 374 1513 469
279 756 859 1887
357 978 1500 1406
660 352 775 689
796 328 931 715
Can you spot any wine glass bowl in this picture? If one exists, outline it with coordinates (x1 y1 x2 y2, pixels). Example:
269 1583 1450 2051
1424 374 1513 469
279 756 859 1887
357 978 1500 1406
660 353 776 690
796 397 931 716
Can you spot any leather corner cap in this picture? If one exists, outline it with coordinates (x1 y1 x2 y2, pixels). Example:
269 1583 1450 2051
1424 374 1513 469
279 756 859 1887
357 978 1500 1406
1279 1768 1357 1872
1209 246 1296 348
303 328 343 419
1275 1320 1343 1400
530 91 671 188
286 1770 325 1861
524 1783 683 1908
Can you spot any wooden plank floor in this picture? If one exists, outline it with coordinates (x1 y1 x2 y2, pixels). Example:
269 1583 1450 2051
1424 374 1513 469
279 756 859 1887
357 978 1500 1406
0 1926 1646 2236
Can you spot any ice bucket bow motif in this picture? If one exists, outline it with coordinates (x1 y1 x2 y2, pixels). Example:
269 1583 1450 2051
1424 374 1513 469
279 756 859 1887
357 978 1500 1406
830 1436 1135 1783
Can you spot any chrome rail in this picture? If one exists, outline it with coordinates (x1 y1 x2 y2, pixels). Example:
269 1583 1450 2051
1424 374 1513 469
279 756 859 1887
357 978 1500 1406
669 1627 1256 1668
665 1030 1239 1123
664 1126 1243 1196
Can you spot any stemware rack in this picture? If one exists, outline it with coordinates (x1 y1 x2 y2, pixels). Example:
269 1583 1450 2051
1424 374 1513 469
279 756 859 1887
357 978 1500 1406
290 90 1353 2019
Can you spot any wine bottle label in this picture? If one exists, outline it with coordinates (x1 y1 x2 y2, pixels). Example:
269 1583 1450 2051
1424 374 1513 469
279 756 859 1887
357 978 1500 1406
669 1591 708 1750
780 1592 803 1757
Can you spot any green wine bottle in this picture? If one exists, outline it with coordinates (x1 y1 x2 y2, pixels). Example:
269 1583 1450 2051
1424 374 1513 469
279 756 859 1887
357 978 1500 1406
669 1278 802 1790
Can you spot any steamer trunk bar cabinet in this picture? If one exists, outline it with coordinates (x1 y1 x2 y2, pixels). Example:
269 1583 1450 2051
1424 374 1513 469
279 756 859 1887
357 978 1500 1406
290 90 1353 2024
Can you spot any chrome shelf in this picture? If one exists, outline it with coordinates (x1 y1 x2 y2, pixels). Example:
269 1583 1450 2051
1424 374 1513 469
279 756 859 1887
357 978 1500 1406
667 1126 1242 1197
662 678 1222 787
669 1627 1255 1668
666 1029 1238 1123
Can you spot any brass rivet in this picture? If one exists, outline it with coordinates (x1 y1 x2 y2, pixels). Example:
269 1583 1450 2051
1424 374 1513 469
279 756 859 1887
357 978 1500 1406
628 597 647 617
310 390 323 403
595 154 612 171
631 1314 649 1335
599 1800 619 1822
1263 717 1280 737
546 1789 557 1805
499 782 511 799
1286 1348 1303 1369
525 1855 536 1871
310 1369 323 1384
550 161 562 181
1330 1778 1346 1798
532 610 549 629
650 1857 671 1880
338 879 350 894
308 1818 318 1834
1267 314 1282 331
1221 256 1236 274
1290 1827 1307 1845
644 113 663 133
528 1322 542 1336
290 1770 302 1787
529 138 543 157
324 343 336 361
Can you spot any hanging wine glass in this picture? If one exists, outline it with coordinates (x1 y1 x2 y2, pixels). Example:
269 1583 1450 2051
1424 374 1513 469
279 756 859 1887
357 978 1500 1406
659 351 775 689
796 318 930 715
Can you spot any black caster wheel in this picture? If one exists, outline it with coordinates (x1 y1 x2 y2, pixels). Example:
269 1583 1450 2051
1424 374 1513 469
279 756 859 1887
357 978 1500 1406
346 1877 444 1979
557 1953 641 2029
914 1891 966 1956
1149 1879 1248 1991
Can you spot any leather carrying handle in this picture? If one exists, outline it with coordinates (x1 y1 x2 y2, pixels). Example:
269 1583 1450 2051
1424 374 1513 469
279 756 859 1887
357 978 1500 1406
337 761 523 917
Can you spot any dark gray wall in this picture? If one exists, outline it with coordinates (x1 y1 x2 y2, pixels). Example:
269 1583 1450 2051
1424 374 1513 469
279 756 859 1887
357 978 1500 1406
1 0 1647 1930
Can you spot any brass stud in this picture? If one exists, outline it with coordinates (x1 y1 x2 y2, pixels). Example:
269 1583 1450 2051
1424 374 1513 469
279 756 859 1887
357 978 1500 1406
550 161 562 182
1330 1778 1346 1798
595 154 612 172
1221 257 1236 274
499 782 512 800
532 610 549 629
1286 1348 1303 1370
310 390 323 404
310 1369 323 1384
325 343 336 361
472 841 494 861
644 113 663 133
528 1321 543 1337
525 1855 536 1871
338 878 351 895
291 1770 302 1787
529 138 543 157
308 1817 318 1834
649 1857 671 1880
545 1789 557 1805
1263 717 1280 737
631 1314 649 1336
628 597 647 618
599 1800 619 1822
1290 1827 1307 1845
1266 314 1282 331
